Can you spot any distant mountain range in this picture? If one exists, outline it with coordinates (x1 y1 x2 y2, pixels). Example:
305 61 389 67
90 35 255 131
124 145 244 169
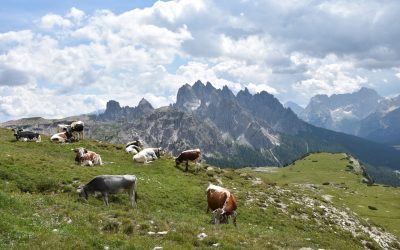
2 81 400 185
291 88 400 145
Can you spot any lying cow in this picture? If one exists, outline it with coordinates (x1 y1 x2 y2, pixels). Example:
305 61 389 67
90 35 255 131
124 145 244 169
78 175 137 207
206 183 237 226
71 121 84 141
175 148 201 171
125 140 143 155
50 130 73 143
12 128 41 142
133 147 162 164
73 147 103 166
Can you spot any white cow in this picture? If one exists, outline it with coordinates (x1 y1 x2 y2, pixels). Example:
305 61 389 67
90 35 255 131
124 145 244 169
133 147 162 164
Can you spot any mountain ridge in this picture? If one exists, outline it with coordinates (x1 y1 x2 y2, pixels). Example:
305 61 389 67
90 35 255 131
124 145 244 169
1 81 400 185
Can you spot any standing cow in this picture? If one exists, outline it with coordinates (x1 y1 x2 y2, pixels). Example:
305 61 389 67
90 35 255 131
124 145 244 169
71 121 84 141
175 148 201 171
78 175 137 207
206 183 237 226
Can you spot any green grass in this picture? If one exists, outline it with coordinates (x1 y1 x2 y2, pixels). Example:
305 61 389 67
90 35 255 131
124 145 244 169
0 128 398 249
261 152 400 238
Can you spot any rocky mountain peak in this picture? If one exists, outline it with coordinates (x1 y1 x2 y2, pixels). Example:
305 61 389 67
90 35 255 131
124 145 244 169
105 100 121 113
137 98 154 111
135 98 155 118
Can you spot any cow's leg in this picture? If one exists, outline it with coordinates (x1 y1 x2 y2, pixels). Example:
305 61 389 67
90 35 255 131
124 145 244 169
232 211 237 227
129 190 136 208
102 193 109 206
185 161 189 171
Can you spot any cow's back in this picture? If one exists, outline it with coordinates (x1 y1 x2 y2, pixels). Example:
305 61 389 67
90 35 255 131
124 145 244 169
207 190 228 211
179 150 200 161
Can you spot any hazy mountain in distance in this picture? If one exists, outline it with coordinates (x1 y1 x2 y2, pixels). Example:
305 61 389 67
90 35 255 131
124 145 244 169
300 88 382 135
284 101 304 116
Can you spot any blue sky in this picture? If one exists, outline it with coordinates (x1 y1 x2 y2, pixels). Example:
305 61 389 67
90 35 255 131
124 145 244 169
0 1 157 31
1 0 400 121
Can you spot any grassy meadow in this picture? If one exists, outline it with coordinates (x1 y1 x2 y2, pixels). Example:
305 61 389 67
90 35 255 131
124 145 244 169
0 128 399 249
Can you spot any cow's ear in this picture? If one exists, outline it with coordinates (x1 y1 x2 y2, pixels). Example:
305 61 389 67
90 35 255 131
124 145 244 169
84 149 88 153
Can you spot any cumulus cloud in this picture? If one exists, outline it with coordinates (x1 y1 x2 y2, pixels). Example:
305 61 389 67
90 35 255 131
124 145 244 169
66 7 85 21
40 14 72 30
0 0 400 121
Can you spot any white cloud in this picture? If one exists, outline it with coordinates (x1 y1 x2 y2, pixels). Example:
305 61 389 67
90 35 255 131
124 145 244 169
395 68 400 79
292 53 368 97
246 83 278 95
40 14 72 30
0 87 104 119
66 7 85 21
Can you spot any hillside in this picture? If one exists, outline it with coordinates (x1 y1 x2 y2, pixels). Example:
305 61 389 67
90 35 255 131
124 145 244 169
0 128 399 249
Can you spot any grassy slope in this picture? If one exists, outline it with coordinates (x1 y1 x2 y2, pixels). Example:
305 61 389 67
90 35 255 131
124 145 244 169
259 153 400 238
0 128 398 249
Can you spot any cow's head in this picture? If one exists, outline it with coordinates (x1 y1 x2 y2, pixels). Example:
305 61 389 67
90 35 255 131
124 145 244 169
212 208 229 224
12 128 22 136
73 147 88 160
175 157 182 166
77 185 88 200
155 147 164 158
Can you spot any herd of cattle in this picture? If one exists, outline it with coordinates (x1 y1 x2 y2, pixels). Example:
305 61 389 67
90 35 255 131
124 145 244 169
10 121 238 225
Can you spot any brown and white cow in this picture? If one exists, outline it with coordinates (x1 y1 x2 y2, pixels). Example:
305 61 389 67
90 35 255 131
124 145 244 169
206 183 237 226
175 148 201 171
73 147 103 166
50 129 73 143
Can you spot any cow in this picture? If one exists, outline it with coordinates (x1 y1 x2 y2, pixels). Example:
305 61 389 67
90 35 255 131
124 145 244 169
125 140 143 155
50 129 73 143
73 147 103 166
71 121 84 141
175 148 201 171
133 147 162 164
126 144 140 155
12 128 41 142
78 175 137 207
206 183 237 226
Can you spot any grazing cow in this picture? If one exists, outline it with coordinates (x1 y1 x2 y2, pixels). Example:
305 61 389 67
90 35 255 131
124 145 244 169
50 129 73 143
57 124 71 133
133 147 162 164
12 128 41 142
71 121 84 141
175 148 201 171
78 175 137 207
206 183 237 226
125 140 143 155
73 147 103 166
